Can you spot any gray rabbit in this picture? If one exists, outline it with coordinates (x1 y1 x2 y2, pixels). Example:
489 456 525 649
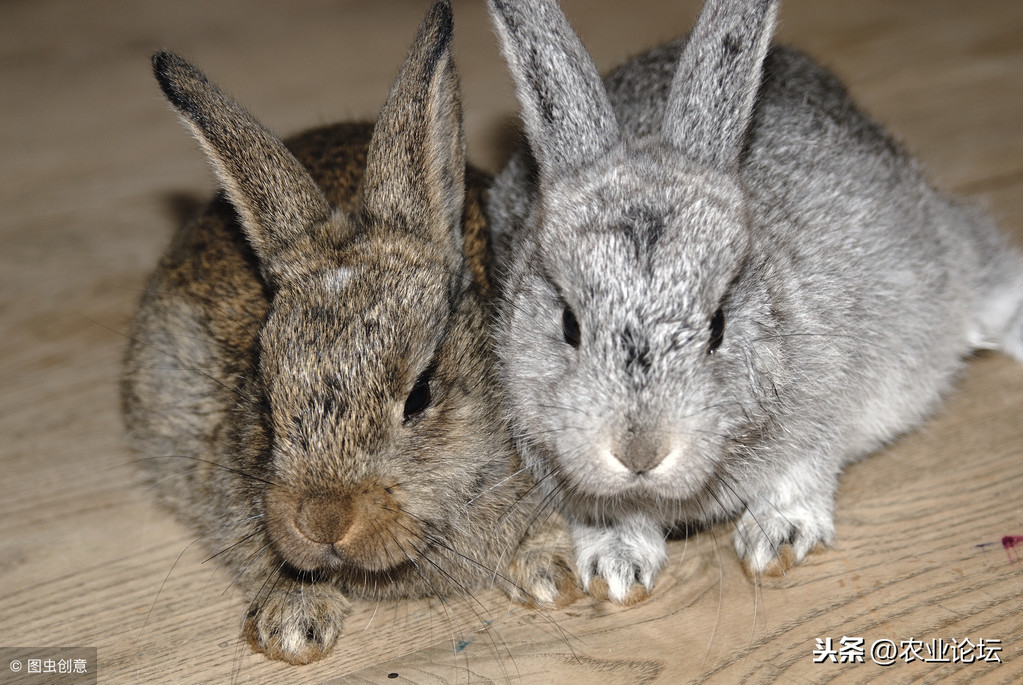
122 1 577 664
486 0 1023 603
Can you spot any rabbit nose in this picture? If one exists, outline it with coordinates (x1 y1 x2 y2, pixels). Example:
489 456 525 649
295 494 354 545
615 433 665 474
265 483 415 572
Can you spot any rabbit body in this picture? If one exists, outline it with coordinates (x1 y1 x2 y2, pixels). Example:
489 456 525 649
487 0 1023 603
123 2 576 666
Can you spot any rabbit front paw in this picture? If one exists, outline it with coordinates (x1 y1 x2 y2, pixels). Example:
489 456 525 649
732 500 834 577
504 547 582 609
574 516 666 605
243 582 350 665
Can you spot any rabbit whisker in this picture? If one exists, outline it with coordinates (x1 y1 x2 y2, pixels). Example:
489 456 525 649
224 541 275 599
201 524 264 565
246 556 294 634
137 527 223 641
464 465 530 505
403 538 524 676
492 465 560 526
388 539 488 681
135 454 277 487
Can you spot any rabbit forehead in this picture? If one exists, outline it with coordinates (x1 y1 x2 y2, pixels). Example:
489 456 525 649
534 161 748 317
265 232 457 353
261 265 448 407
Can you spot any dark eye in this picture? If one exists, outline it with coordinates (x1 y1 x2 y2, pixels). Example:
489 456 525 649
562 306 581 348
708 307 725 354
403 366 433 423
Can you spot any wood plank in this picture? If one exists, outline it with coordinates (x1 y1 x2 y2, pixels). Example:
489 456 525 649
1 0 1021 682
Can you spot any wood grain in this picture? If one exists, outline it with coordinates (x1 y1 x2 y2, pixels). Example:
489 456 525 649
1 0 1021 682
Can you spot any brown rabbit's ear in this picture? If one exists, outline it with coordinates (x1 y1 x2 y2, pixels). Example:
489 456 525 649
152 51 332 288
359 0 464 266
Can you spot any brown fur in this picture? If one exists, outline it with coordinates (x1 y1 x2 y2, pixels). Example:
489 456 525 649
122 1 576 665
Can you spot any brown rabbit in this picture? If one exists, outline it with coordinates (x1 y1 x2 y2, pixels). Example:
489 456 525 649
122 1 578 665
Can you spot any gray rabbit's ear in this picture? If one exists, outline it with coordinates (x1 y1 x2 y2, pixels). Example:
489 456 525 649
662 0 778 171
487 0 619 178
360 0 464 259
152 51 332 288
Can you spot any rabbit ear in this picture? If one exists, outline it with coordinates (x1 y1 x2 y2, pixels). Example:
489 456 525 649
487 0 619 178
152 51 332 287
360 0 465 257
662 0 778 171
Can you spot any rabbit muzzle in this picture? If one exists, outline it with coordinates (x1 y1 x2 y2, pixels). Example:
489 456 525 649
264 481 422 573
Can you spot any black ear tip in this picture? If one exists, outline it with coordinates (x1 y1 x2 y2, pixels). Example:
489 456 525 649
151 50 171 71
152 51 182 98
427 0 454 50
152 50 182 85
431 0 453 27
151 51 206 113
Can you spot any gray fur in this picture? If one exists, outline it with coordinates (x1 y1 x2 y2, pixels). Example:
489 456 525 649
487 0 1023 602
123 1 578 665
487 0 619 177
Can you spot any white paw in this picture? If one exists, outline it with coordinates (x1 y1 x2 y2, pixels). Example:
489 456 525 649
573 516 666 604
732 500 834 577
243 582 350 665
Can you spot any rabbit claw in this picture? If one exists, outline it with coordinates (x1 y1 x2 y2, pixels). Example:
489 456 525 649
243 583 350 665
733 499 834 577
573 516 665 605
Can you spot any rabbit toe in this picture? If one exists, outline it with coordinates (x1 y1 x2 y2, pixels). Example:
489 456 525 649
243 584 350 665
733 506 834 578
505 549 582 609
574 518 665 604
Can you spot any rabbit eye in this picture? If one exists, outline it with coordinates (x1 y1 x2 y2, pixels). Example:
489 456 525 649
562 306 581 348
403 366 433 423
708 307 725 354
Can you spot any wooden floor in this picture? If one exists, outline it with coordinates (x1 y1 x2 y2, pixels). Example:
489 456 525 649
2 0 1022 682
